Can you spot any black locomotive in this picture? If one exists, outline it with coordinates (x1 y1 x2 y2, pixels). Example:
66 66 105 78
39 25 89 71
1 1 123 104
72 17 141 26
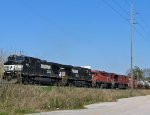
3 55 92 86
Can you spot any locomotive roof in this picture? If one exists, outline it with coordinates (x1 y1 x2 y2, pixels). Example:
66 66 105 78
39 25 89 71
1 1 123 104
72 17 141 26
92 70 128 77
9 55 91 70
18 55 77 67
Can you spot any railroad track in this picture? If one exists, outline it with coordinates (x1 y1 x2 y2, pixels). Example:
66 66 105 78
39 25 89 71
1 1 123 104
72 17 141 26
0 78 18 85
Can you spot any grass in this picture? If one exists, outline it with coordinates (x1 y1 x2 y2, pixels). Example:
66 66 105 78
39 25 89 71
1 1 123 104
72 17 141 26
0 84 150 115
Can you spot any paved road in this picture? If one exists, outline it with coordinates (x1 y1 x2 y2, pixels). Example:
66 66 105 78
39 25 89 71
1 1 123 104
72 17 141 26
27 95 150 115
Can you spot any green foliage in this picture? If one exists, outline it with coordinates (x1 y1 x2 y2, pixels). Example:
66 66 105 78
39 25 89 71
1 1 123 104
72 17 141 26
142 68 150 81
0 112 9 115
127 66 144 80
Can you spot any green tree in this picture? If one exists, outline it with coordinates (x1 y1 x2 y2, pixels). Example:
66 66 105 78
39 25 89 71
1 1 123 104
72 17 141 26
127 66 144 80
142 68 150 81
143 68 150 77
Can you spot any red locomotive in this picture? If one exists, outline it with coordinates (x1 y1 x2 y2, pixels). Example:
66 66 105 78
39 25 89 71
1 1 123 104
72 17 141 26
91 70 134 89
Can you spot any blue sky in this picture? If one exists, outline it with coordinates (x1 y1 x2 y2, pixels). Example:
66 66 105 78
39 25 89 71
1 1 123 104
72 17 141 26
0 0 150 74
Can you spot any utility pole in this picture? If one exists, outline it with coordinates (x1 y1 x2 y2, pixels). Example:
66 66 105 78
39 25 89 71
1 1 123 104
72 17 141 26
130 4 134 89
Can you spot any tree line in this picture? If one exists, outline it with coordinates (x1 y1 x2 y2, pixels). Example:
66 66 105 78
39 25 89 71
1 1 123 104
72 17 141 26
127 66 150 81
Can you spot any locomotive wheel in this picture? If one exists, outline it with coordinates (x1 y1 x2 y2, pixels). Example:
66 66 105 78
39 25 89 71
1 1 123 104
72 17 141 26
7 76 12 81
111 83 115 89
68 82 74 87
96 83 100 88
1 76 18 84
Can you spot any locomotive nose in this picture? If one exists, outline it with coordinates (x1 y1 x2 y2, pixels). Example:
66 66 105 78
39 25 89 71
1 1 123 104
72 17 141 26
4 65 23 71
10 66 13 70
4 65 15 71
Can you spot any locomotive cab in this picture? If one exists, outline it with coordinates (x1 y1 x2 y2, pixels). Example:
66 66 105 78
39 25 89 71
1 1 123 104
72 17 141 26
59 68 66 77
3 55 24 83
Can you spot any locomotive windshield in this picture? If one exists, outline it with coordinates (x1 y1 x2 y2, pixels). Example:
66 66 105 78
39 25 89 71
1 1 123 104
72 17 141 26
8 55 25 63
8 56 14 61
16 56 25 62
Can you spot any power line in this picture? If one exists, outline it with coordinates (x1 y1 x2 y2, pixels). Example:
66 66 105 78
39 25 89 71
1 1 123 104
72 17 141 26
138 14 150 31
102 0 128 21
114 0 149 37
133 10 150 41
114 0 130 16
133 17 150 38
102 0 150 45
130 1 150 41
124 0 130 6
134 27 150 44
137 23 150 37
133 4 150 44
134 19 150 45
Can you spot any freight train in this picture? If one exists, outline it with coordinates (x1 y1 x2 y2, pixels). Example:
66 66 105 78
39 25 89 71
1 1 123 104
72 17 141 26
2 55 140 89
